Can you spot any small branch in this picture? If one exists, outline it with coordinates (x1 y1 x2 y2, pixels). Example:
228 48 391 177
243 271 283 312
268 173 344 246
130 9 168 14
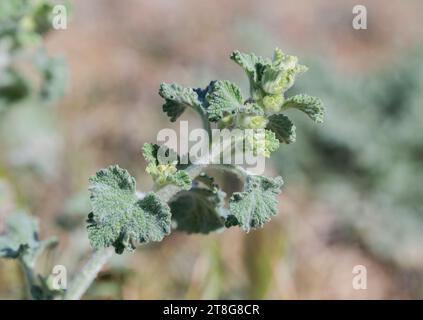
19 259 37 300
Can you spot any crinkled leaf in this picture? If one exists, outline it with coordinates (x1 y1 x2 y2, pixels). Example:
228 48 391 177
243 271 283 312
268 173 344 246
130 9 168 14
87 165 171 254
282 94 325 123
246 129 280 157
262 130 280 157
170 177 226 234
267 114 296 144
142 143 178 165
142 143 192 189
261 49 307 95
159 83 202 122
171 170 192 190
206 80 244 122
230 50 270 83
226 175 283 232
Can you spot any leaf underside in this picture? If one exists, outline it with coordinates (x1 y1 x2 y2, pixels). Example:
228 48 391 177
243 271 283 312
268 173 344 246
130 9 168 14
267 114 296 144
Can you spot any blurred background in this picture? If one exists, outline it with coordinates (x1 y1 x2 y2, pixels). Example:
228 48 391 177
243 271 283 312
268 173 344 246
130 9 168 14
1 0 423 299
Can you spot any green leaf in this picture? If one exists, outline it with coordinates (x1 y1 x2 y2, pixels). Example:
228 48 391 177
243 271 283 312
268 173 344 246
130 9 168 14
230 50 270 83
169 175 226 234
206 80 244 122
267 114 296 144
260 50 307 95
282 94 325 123
142 143 192 189
262 130 280 157
172 170 192 189
142 142 178 164
0 212 57 265
226 175 283 232
159 83 202 122
87 165 172 254
245 129 280 157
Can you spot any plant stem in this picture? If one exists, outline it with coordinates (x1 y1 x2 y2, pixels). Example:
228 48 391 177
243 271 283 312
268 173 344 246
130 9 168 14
194 104 212 144
64 247 114 300
19 259 36 300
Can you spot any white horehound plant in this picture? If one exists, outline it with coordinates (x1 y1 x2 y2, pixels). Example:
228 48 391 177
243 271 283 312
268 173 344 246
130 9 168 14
0 48 324 299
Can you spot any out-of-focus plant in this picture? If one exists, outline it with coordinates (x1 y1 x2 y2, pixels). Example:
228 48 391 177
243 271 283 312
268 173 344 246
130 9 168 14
0 0 67 175
0 0 67 113
0 212 60 299
0 0 68 299
274 47 423 273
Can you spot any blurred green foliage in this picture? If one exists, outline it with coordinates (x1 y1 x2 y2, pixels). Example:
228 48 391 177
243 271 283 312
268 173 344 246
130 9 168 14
0 0 68 299
0 0 67 112
274 47 423 270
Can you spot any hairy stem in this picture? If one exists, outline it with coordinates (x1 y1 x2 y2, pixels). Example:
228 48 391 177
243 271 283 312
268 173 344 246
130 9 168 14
64 247 114 300
194 105 212 143
19 259 36 300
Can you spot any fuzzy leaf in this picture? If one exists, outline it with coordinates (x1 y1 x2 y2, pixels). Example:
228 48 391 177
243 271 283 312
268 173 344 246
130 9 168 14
227 175 283 232
142 143 178 165
261 51 307 94
142 143 192 189
172 170 192 189
263 130 280 157
87 165 171 254
206 80 244 122
267 114 296 144
159 83 202 122
282 94 325 123
170 185 226 234
230 50 270 83
246 129 280 157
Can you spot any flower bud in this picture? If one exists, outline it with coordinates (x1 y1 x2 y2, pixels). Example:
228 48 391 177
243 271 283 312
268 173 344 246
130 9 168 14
262 94 284 113
238 114 268 129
